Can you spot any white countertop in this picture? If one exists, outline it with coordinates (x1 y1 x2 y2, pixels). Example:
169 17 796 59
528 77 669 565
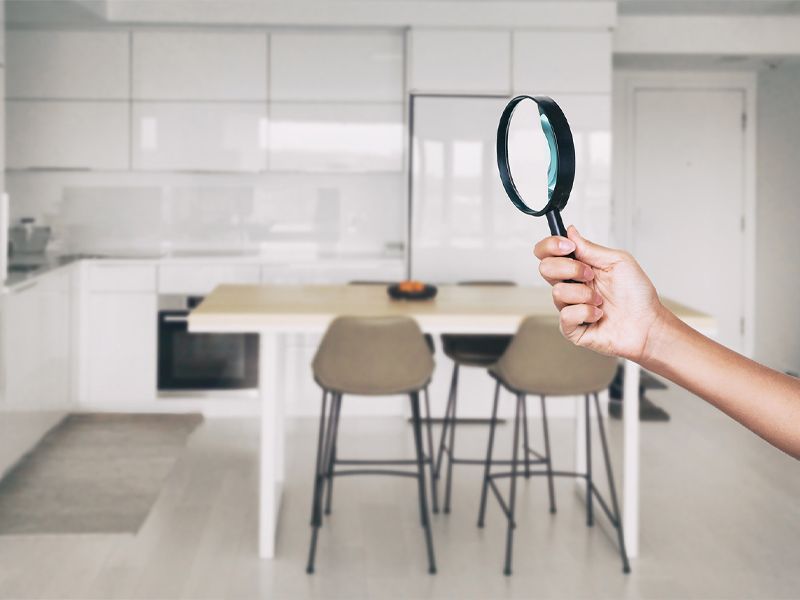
4 249 405 292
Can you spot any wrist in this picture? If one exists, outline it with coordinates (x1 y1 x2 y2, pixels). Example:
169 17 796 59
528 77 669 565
638 302 682 368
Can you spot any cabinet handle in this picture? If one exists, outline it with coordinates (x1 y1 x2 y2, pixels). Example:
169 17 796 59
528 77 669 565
163 315 189 324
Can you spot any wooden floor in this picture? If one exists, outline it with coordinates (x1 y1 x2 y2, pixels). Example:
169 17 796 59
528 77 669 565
1 383 799 599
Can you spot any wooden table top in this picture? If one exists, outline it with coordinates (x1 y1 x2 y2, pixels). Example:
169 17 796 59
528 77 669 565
189 284 716 335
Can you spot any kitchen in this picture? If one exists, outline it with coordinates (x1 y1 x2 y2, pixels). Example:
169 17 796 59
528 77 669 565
0 1 799 599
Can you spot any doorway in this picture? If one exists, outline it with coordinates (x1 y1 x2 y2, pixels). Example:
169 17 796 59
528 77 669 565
616 75 755 354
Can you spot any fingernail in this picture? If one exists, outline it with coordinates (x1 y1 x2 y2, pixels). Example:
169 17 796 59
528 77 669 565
558 239 575 253
595 292 603 305
583 266 594 280
594 307 604 319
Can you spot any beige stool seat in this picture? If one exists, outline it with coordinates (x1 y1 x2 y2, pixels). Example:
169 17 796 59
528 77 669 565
313 316 434 395
489 317 617 396
478 316 630 576
306 316 438 575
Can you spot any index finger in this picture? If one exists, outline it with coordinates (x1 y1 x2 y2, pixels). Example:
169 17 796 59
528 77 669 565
534 236 577 260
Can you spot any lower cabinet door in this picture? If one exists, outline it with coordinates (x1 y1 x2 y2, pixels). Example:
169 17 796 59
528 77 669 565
86 292 157 406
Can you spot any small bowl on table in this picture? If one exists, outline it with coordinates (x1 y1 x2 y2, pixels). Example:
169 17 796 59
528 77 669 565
387 280 438 301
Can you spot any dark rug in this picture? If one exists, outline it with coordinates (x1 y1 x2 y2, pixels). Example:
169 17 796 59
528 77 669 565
0 413 203 535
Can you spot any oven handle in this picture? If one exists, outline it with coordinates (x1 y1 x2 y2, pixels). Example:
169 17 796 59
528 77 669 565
162 315 189 324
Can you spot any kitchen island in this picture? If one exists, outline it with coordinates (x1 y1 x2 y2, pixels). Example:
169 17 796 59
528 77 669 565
189 283 716 560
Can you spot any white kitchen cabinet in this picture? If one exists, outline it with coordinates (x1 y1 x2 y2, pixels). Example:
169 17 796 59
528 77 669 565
132 102 267 172
81 263 157 407
269 103 403 172
132 31 268 101
158 263 261 295
1 268 72 410
2 281 43 408
85 292 157 407
270 31 404 101
6 31 129 99
512 30 611 94
261 259 404 284
88 263 157 293
6 101 129 170
409 29 511 94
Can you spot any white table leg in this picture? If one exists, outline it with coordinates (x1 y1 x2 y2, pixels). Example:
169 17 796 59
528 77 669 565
258 333 283 559
622 359 640 558
274 333 286 484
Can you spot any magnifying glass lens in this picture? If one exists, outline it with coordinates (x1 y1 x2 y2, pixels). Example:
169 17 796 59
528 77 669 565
506 101 554 214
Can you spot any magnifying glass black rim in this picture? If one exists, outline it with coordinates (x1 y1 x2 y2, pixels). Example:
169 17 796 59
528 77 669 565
496 95 576 218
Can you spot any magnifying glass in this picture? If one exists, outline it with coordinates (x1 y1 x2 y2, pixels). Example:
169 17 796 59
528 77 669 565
496 95 575 256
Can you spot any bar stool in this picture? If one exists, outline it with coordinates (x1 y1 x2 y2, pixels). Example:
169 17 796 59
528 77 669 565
478 316 630 575
345 281 437 514
435 281 516 513
306 316 438 574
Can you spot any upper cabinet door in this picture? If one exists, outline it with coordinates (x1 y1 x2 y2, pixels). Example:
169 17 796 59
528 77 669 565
133 31 268 101
132 102 267 172
409 29 511 94
268 102 403 172
270 32 403 101
512 31 611 94
7 101 129 170
7 31 129 99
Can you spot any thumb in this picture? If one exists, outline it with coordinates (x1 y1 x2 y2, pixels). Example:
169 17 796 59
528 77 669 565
567 226 621 269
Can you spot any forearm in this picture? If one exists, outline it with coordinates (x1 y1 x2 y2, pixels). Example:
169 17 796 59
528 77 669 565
641 308 800 459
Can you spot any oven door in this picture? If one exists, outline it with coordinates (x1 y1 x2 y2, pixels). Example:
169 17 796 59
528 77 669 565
158 310 259 391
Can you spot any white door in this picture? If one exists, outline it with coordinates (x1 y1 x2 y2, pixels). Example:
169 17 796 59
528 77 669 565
632 88 746 351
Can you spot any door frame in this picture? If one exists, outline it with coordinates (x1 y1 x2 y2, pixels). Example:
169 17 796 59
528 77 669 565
613 71 757 356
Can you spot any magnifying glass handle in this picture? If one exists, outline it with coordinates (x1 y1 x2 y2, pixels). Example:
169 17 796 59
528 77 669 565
545 210 576 260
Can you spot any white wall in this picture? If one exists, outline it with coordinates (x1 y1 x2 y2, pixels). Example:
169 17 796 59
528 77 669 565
755 66 800 373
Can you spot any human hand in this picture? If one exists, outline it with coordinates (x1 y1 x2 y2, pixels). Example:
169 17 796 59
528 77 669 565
534 226 668 362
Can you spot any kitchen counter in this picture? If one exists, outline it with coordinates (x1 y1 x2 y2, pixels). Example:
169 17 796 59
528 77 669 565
4 250 404 291
5 253 85 289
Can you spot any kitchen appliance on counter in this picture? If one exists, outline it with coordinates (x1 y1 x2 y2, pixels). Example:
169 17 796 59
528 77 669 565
9 218 51 256
158 296 259 393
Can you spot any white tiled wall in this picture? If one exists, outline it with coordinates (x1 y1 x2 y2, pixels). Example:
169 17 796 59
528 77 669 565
7 171 406 258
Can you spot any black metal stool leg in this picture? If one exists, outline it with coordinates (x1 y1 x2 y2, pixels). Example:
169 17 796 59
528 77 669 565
540 395 556 514
423 387 439 514
411 392 437 574
434 364 458 480
585 394 594 527
593 393 632 574
307 390 332 574
503 394 523 576
324 394 342 515
443 363 460 513
521 395 531 478
477 380 501 528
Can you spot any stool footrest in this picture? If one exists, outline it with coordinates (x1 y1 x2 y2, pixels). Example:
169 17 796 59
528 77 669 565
332 468 420 478
336 458 430 466
444 446 545 466
489 469 587 480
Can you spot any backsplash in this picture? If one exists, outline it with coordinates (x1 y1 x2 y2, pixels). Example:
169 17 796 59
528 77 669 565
6 171 407 258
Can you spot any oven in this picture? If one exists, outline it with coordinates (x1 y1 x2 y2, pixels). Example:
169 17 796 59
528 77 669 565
158 296 259 391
